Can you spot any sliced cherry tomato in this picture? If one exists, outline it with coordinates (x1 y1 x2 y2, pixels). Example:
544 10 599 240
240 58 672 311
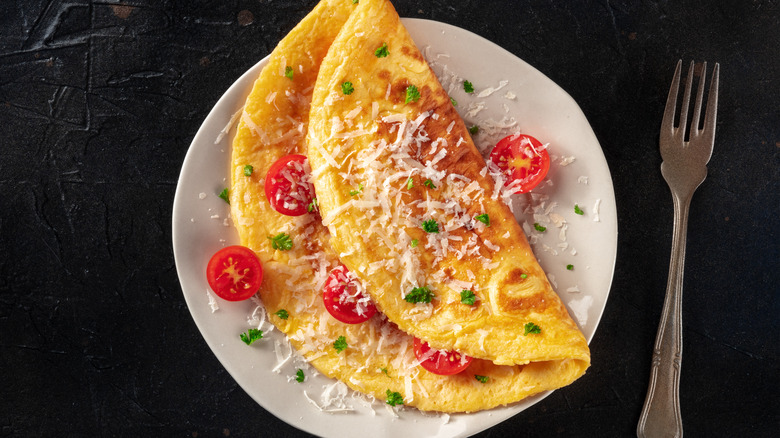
206 245 263 301
489 133 551 194
322 265 377 324
265 154 315 216
413 337 473 375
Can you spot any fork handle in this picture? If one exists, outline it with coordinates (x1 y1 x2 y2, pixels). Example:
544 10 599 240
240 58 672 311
637 193 690 438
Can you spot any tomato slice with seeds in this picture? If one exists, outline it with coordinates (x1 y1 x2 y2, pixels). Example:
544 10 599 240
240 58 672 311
322 265 377 324
413 337 473 375
265 154 315 216
206 245 263 301
489 133 551 194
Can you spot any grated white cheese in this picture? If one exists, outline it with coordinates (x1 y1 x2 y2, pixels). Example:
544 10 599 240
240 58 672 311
214 108 242 144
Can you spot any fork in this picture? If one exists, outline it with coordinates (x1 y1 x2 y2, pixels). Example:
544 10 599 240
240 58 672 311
636 60 720 438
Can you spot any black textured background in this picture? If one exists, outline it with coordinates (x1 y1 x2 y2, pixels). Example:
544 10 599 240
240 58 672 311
1 0 778 437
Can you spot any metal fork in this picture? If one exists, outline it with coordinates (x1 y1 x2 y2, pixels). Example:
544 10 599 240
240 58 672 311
637 60 720 438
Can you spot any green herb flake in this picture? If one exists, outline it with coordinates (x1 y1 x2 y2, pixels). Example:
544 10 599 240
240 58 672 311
533 222 547 232
218 188 230 204
406 177 414 190
243 164 254 176
386 390 404 406
463 80 474 93
566 264 574 271
274 309 289 320
524 322 542 336
405 84 421 103
268 232 293 251
295 369 305 382
450 96 458 106
349 182 364 196
239 328 263 345
374 42 389 58
352 0 359 3
468 125 479 135
380 367 389 375
421 219 439 233
520 273 528 279
460 289 477 306
334 336 348 353
284 65 294 80
411 239 419 248
307 197 318 213
475 213 490 227
341 81 354 95
574 204 584 215
423 179 436 189
475 375 489 383
404 286 434 304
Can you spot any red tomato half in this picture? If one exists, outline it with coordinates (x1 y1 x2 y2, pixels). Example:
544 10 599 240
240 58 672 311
265 154 315 216
489 133 551 194
322 265 377 324
206 245 263 301
413 337 473 375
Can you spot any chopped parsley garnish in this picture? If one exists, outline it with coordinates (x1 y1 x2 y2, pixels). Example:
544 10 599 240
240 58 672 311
405 286 434 304
274 309 289 320
574 204 584 215
524 322 542 336
284 65 294 80
463 80 474 93
239 328 263 345
218 188 230 204
352 0 359 3
243 164 254 176
386 390 404 406
450 96 458 106
423 179 436 189
405 84 421 103
380 367 389 375
268 232 293 251
460 290 477 306
475 213 490 227
341 81 354 95
349 182 364 196
307 197 318 213
333 336 348 352
411 239 419 248
520 273 528 279
566 264 574 271
475 375 489 383
468 125 479 135
533 222 547 232
406 177 414 190
295 369 305 382
374 42 389 58
421 219 439 233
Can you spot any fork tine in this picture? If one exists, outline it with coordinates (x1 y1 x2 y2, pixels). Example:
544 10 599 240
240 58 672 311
701 63 720 146
677 61 695 138
661 60 682 133
690 62 707 135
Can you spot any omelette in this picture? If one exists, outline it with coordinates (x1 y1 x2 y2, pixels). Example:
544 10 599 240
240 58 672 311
307 0 590 371
229 0 589 413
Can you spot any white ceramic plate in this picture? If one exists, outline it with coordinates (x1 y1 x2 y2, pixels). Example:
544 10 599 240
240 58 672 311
172 18 617 438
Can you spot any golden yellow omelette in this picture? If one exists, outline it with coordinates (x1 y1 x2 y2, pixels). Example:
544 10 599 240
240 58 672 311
229 0 589 412
307 0 590 372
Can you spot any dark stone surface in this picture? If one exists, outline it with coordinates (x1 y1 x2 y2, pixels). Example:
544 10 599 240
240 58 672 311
1 0 777 436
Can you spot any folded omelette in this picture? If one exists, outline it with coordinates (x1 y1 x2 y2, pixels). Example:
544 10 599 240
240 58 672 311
230 0 589 413
307 0 590 368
